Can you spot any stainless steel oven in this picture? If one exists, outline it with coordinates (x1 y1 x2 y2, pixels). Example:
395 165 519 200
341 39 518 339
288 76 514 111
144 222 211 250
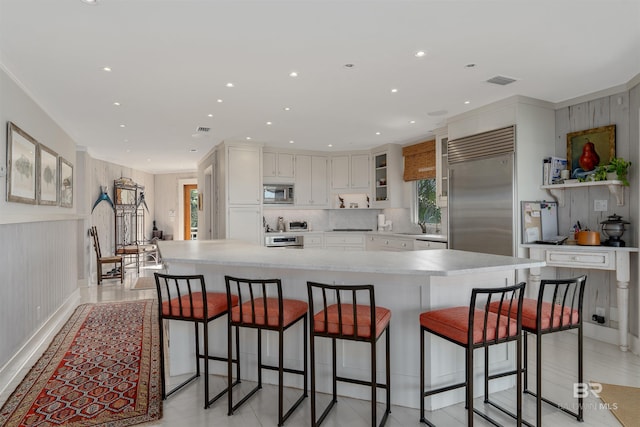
265 235 304 249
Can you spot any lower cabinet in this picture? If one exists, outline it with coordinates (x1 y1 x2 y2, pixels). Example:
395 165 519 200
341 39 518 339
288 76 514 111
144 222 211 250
414 240 447 250
303 232 324 249
324 233 366 251
366 235 413 251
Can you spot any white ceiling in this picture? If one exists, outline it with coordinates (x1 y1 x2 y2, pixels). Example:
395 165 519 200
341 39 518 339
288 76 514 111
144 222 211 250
1 0 639 174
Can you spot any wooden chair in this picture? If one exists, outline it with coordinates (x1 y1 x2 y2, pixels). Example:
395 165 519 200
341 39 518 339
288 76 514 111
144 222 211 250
225 275 308 426
89 226 123 285
489 276 587 426
155 273 240 409
420 283 525 426
307 281 391 427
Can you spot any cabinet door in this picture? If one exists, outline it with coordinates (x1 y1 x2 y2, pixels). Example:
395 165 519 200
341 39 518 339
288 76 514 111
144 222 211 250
228 146 261 205
263 152 277 178
436 134 448 207
311 156 328 206
331 155 350 190
350 154 370 189
228 206 262 245
277 153 295 178
295 155 313 205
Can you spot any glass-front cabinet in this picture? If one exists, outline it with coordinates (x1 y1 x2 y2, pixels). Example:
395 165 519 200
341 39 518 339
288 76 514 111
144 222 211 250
374 152 388 203
435 130 448 207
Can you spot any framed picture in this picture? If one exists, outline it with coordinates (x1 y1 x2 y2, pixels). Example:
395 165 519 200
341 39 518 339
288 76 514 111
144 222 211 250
59 157 73 208
7 122 38 204
566 125 615 179
38 144 58 205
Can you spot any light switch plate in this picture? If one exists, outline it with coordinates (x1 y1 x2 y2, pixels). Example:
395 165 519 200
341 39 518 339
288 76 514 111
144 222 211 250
594 200 607 211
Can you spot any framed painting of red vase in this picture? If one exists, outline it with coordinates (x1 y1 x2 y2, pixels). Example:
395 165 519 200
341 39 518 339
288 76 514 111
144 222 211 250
566 125 615 179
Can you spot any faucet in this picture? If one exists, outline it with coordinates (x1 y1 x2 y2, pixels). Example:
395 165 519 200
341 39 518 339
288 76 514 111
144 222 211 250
418 222 427 234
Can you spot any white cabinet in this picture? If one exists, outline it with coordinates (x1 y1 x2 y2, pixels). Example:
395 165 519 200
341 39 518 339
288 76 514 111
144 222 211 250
264 151 294 181
228 145 262 205
366 235 413 251
228 206 262 245
295 154 328 207
331 153 370 190
371 144 404 208
303 232 324 249
324 233 366 251
414 240 447 250
435 129 448 207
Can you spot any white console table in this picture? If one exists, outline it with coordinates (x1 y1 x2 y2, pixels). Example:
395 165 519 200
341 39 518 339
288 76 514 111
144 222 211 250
523 244 638 351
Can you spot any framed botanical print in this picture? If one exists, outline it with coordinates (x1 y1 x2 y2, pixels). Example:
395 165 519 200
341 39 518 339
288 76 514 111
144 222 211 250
7 122 38 204
59 157 73 208
38 144 58 205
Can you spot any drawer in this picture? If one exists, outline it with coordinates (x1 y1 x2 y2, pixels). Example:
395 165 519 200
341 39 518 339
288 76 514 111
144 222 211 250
387 238 412 250
325 234 365 245
414 240 447 250
303 234 324 247
545 250 613 269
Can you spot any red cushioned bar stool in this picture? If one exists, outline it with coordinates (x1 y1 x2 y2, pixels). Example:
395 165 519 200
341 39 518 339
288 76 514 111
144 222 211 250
420 283 526 427
488 275 587 426
307 281 391 427
224 276 308 426
154 272 240 409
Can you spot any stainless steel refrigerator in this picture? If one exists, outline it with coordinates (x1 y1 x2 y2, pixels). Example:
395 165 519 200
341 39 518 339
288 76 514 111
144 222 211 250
448 126 515 257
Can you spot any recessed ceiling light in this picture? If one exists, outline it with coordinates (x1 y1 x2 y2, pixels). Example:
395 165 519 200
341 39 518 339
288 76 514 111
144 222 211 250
246 136 252 140
81 0 98 4
119 124 126 128
328 144 333 147
217 99 223 103
190 148 198 153
464 100 471 105
266 121 272 125
226 83 234 88
283 107 291 111
289 71 298 77
375 132 381 135
409 120 416 124
289 140 295 144
207 114 213 117
102 66 112 72
343 64 355 68
113 102 120 106
414 51 426 57
391 88 398 93
464 63 476 68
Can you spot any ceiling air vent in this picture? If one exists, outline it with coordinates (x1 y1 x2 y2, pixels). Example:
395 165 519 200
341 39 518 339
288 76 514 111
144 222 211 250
195 126 210 133
486 75 517 86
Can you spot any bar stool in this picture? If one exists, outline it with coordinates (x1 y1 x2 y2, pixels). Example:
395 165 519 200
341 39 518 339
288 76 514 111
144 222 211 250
224 275 308 426
489 276 587 426
154 272 240 409
307 281 391 427
419 283 525 426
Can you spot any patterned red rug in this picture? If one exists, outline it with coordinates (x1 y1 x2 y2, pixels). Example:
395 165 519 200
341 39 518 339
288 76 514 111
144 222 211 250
0 300 161 426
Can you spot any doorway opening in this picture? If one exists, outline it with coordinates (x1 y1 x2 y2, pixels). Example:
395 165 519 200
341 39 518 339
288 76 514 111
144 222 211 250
183 184 198 240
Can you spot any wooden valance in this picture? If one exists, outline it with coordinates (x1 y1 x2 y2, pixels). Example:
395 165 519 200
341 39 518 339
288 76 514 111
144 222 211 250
402 139 436 181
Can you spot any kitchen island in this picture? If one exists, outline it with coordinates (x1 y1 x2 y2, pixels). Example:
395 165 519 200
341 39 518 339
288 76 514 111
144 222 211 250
159 239 544 410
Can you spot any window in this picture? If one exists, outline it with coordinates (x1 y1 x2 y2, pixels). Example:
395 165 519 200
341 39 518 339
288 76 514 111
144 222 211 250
416 178 440 224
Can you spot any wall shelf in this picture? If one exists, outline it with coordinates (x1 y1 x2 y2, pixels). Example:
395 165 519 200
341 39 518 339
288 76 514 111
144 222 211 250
541 180 625 207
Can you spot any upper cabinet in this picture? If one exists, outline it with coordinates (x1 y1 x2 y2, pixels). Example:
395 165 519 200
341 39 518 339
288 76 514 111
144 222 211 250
295 154 328 207
263 150 294 182
227 144 262 205
330 153 370 191
435 129 448 207
371 144 404 208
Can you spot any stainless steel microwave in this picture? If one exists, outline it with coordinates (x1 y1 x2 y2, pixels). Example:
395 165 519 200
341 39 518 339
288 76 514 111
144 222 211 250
263 184 294 204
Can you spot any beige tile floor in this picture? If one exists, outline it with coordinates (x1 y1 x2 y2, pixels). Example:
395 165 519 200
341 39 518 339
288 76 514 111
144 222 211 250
2 269 639 426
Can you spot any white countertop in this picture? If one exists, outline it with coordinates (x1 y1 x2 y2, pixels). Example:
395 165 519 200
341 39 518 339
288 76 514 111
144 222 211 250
159 239 543 277
522 243 638 252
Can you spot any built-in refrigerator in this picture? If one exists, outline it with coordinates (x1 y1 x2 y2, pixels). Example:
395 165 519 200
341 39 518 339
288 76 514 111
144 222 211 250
448 126 516 257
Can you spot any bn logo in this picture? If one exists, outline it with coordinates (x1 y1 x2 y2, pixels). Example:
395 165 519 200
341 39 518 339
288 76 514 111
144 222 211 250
573 382 601 398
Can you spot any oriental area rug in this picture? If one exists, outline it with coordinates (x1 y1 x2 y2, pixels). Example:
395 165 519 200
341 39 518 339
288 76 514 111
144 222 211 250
0 300 161 426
